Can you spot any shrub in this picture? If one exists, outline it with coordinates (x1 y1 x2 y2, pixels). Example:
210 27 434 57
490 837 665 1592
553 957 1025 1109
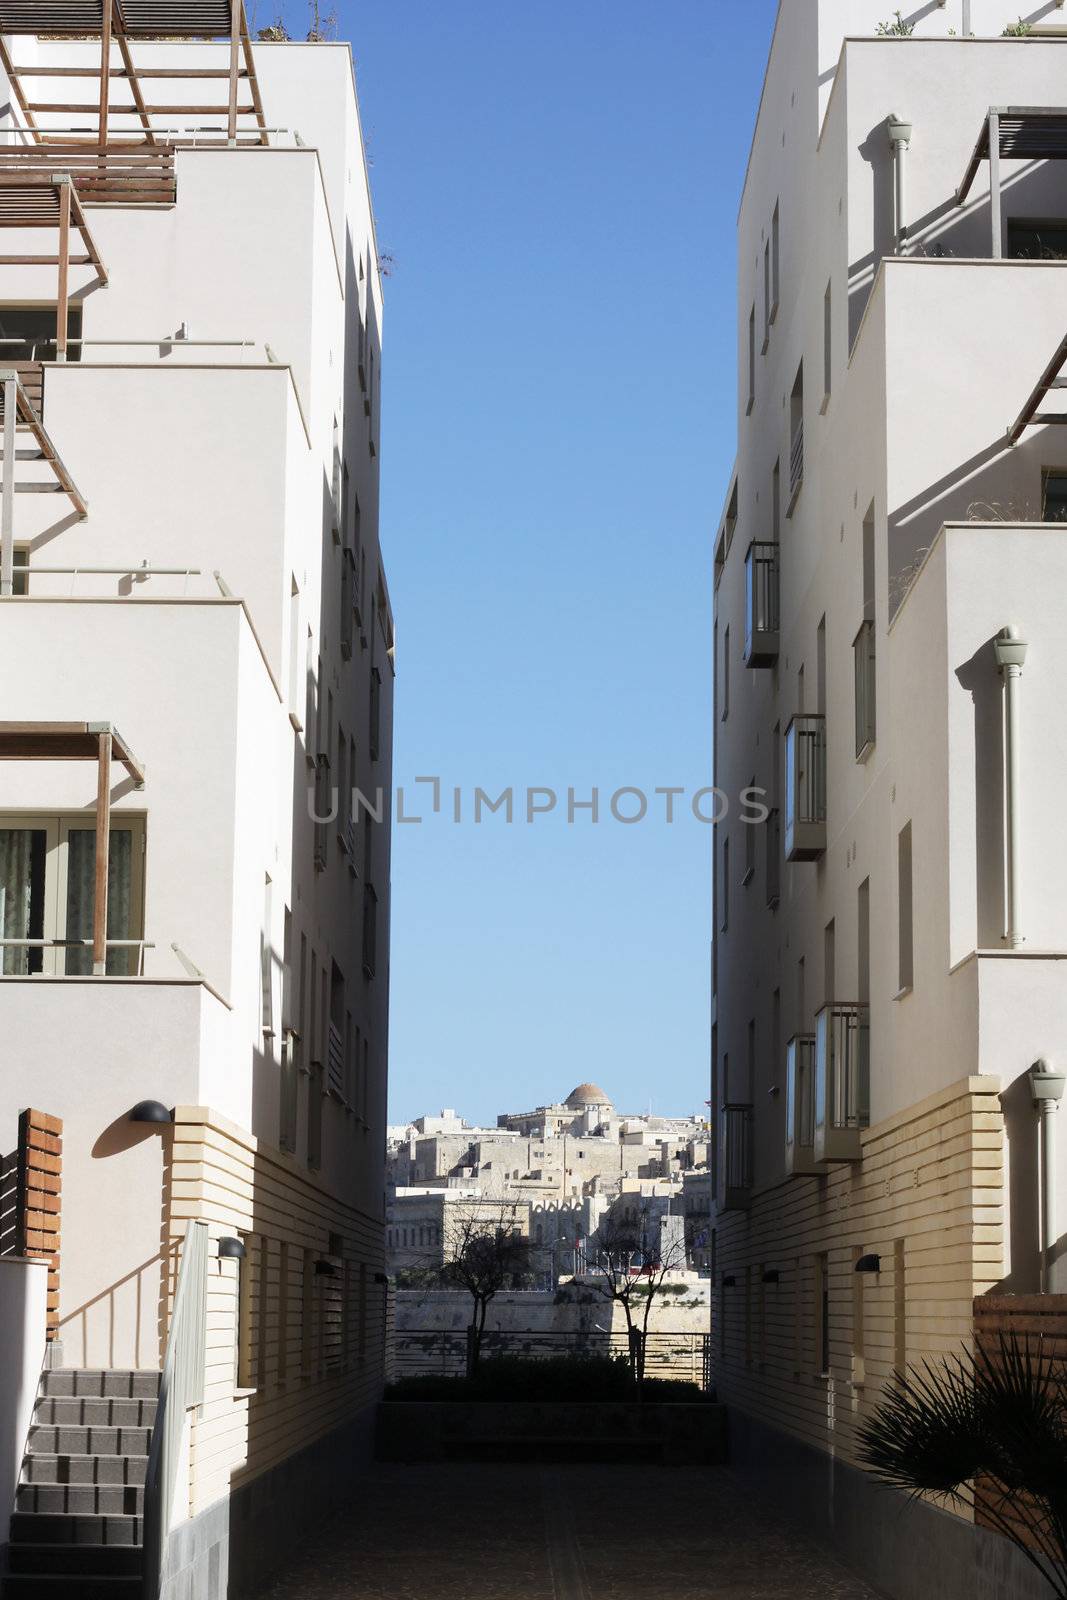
876 11 915 35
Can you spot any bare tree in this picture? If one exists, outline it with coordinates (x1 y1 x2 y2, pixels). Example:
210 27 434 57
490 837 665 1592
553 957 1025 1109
586 1205 690 1390
438 1203 532 1372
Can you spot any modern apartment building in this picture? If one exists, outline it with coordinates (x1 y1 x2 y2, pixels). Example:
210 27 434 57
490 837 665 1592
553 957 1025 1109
0 12 393 1599
712 5 1067 1594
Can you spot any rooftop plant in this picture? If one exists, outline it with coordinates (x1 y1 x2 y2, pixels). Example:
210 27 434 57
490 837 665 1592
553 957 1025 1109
1002 17 1033 34
876 10 915 35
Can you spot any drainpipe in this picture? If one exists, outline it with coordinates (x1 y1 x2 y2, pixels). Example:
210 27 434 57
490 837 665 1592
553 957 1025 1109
1028 1060 1065 1293
887 114 912 253
994 626 1028 949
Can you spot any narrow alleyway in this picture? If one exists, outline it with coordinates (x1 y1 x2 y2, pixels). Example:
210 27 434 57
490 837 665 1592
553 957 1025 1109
260 1463 885 1599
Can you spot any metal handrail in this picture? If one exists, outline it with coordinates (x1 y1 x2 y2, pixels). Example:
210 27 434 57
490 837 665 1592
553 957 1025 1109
142 1220 209 1600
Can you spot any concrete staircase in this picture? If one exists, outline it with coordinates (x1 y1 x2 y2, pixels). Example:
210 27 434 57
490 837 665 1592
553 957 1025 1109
3 1369 158 1598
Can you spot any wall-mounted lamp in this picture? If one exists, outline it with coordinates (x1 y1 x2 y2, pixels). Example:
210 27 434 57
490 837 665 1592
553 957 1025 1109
721 1274 736 1288
218 1237 246 1261
129 1101 172 1124
315 1260 337 1277
762 1269 780 1284
373 1272 389 1286
855 1254 881 1274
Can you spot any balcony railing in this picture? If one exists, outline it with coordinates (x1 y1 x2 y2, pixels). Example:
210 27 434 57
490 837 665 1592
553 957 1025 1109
785 1034 819 1175
814 1003 870 1163
854 620 876 759
784 714 826 861
717 1103 752 1212
328 1021 345 1098
744 541 780 667
789 420 803 502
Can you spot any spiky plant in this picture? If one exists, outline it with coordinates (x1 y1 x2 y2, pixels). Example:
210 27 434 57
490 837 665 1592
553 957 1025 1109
858 1335 1067 1597
876 10 915 35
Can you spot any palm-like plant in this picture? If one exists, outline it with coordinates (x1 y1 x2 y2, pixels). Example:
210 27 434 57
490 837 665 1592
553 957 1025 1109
858 1335 1067 1597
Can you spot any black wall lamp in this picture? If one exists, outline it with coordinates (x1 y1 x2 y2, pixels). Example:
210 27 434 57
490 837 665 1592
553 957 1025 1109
218 1237 246 1261
721 1274 736 1288
129 1101 172 1124
855 1254 881 1274
762 1269 780 1284
373 1272 389 1286
315 1259 337 1277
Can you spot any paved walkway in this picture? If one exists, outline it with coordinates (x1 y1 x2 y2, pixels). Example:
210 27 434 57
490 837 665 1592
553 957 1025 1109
261 1464 886 1599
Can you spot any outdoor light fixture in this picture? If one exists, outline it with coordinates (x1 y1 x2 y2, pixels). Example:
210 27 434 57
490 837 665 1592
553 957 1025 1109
762 1269 780 1284
315 1260 337 1277
855 1254 881 1274
129 1101 172 1125
721 1274 736 1288
218 1237 246 1261
373 1272 389 1285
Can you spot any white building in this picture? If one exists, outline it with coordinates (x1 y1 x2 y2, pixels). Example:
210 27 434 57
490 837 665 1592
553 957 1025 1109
712 6 1067 1596
0 15 392 1600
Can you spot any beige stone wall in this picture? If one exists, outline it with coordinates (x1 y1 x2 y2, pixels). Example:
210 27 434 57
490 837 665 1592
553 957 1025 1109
713 1077 1003 1466
170 1106 385 1518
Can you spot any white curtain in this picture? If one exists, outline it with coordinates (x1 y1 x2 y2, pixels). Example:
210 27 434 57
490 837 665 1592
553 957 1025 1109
65 830 133 976
0 829 34 976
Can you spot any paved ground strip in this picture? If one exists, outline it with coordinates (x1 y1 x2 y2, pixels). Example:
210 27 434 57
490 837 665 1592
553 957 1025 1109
261 1463 887 1598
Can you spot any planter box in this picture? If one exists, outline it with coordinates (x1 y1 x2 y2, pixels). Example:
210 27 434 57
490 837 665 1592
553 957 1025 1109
376 1401 727 1466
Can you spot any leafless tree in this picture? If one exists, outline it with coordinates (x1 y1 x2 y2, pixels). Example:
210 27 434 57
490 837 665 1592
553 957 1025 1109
437 1203 532 1371
585 1205 690 1390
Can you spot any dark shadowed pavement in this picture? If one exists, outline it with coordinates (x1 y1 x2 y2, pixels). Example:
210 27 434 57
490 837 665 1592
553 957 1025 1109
260 1463 886 1599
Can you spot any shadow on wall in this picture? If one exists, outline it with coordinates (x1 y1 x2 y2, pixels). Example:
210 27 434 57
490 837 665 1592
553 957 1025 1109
848 157 1065 348
996 1070 1040 1294
955 636 1006 948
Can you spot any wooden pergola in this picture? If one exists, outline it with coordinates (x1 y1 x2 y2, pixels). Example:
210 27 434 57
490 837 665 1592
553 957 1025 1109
0 0 269 149
1008 330 1067 444
0 721 145 975
957 108 1067 258
0 367 88 600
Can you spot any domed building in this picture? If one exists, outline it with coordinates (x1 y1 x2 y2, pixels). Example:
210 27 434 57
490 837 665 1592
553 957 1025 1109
565 1082 612 1111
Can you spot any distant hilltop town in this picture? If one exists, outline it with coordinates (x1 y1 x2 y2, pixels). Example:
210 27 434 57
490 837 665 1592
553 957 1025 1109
386 1083 712 1284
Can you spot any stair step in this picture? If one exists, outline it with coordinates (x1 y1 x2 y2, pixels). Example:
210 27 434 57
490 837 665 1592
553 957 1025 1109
7 1544 141 1576
40 1372 159 1401
9 1512 142 1547
16 1484 144 1516
1 1578 140 1598
34 1398 157 1428
27 1427 151 1459
23 1454 147 1488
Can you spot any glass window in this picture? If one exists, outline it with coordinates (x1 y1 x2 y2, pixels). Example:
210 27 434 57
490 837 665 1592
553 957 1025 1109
1008 220 1067 261
1042 471 1067 522
0 815 143 975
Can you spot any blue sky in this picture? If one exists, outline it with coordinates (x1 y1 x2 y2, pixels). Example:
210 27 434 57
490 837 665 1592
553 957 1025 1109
278 1 778 1124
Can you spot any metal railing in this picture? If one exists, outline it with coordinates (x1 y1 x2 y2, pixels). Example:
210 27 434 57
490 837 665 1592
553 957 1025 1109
789 420 804 499
784 714 826 860
327 1021 345 1098
0 937 154 976
744 540 779 664
816 1003 870 1132
854 619 876 757
392 1328 712 1390
143 1220 208 1600
786 1034 817 1154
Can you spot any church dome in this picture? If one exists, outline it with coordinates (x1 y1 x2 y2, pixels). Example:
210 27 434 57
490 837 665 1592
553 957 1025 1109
566 1082 612 1109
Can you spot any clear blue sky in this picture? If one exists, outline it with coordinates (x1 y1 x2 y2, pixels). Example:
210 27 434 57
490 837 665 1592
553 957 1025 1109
278 1 778 1124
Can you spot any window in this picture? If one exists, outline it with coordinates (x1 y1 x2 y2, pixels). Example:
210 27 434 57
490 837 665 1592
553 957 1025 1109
787 363 803 509
369 666 382 762
852 1245 866 1387
8 545 29 595
822 280 832 404
0 814 145 975
721 624 730 720
762 241 771 349
771 202 780 318
746 305 756 414
898 822 913 992
814 1252 830 1375
328 962 345 1097
307 1061 324 1168
893 1238 906 1379
855 504 877 757
823 918 835 1006
235 1233 257 1390
743 778 756 884
304 633 316 755
287 580 302 729
858 878 870 1010
280 911 298 1153
0 303 82 363
720 834 729 932
771 459 780 543
260 875 273 1037
1008 219 1067 260
340 547 356 659
1041 470 1067 522
362 884 378 978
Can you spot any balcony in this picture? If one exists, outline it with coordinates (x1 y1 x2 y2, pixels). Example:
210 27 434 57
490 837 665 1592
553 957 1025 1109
788 420 803 506
853 620 876 759
784 714 826 861
785 1034 819 1175
743 541 779 667
814 1003 870 1164
717 1103 752 1212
